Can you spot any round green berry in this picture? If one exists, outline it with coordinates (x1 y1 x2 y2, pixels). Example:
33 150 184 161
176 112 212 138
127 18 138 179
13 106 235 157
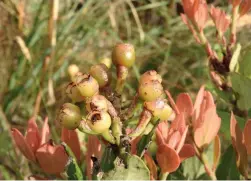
75 73 99 98
86 111 111 134
112 43 135 68
144 99 173 122
89 63 111 88
58 103 82 130
140 70 162 84
66 82 85 103
86 95 108 112
138 80 164 101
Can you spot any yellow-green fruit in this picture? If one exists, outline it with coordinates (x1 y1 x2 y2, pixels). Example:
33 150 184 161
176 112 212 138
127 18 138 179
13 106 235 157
75 73 99 98
87 111 111 134
89 63 111 88
140 70 162 84
100 57 112 69
58 103 82 130
86 95 108 112
138 80 164 101
66 82 85 103
68 64 80 81
144 99 173 122
112 43 135 68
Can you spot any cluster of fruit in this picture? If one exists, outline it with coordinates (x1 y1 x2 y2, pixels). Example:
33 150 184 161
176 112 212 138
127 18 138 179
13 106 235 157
57 43 174 145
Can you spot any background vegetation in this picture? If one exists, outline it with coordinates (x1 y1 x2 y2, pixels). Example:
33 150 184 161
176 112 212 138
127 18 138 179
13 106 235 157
0 0 251 179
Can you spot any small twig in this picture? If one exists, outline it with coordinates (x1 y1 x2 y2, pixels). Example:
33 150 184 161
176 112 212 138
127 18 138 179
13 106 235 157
47 0 59 106
15 36 32 63
17 0 25 31
126 0 145 42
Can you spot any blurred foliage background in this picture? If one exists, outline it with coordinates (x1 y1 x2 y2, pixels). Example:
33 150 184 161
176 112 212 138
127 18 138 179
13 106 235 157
0 0 251 179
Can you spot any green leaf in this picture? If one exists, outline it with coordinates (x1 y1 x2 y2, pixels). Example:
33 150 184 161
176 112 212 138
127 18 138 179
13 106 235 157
102 154 150 180
231 72 251 110
182 156 205 179
167 167 186 180
239 49 251 78
137 121 159 157
216 145 240 179
229 44 241 72
62 143 84 180
182 142 214 179
206 82 232 104
217 110 246 140
100 146 116 172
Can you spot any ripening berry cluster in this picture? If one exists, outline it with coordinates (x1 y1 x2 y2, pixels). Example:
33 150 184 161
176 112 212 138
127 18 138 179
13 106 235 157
57 43 174 144
139 70 173 122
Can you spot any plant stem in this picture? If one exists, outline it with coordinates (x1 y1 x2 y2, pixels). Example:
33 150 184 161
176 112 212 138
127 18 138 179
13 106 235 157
230 6 239 46
101 129 116 144
200 152 217 180
193 143 217 180
159 172 169 180
112 117 122 146
122 93 139 121
128 109 152 138
115 65 128 94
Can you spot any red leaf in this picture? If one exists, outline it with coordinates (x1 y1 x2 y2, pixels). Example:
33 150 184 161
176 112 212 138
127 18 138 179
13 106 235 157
61 128 81 161
230 112 248 178
156 144 180 173
11 128 36 162
144 152 157 180
179 144 195 161
26 118 41 154
36 142 68 174
194 106 221 149
176 93 193 120
244 120 251 155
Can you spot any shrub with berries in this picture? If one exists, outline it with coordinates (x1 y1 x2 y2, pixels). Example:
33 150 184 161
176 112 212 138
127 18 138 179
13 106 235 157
10 0 251 180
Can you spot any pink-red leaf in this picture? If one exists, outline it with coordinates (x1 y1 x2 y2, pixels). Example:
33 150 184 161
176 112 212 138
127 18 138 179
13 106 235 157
61 128 81 161
176 126 188 153
240 0 251 17
157 144 180 173
144 152 157 180
244 120 251 155
156 121 169 144
176 93 193 120
26 118 41 153
179 144 195 162
36 142 68 174
11 128 36 162
230 112 248 178
194 106 221 149
165 90 180 115
85 136 102 180
193 85 205 126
